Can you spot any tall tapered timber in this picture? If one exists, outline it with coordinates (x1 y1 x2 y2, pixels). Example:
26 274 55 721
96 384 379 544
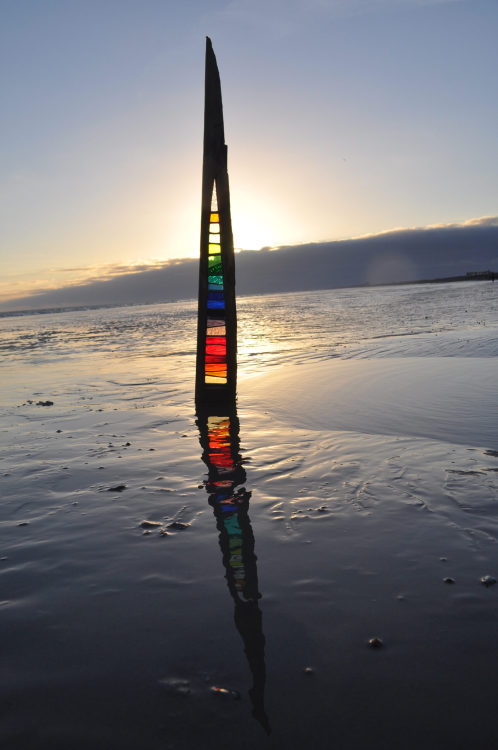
195 38 237 407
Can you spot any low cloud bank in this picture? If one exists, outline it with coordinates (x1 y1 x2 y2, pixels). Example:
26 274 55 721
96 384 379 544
3 217 498 312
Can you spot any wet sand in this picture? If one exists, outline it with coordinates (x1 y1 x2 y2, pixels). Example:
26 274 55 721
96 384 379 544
1 285 498 748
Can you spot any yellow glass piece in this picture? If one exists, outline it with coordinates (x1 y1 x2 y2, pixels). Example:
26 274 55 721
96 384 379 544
205 375 227 384
210 213 219 223
209 244 221 254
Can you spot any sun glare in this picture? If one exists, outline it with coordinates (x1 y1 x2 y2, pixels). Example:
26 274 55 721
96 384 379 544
231 192 287 251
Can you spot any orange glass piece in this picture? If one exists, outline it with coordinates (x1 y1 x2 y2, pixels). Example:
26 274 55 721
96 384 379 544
205 364 227 376
206 325 226 337
210 212 219 223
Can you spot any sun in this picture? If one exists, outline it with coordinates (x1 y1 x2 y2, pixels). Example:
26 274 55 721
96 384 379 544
230 191 287 251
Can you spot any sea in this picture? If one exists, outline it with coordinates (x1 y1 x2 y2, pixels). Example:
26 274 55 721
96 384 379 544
1 281 498 749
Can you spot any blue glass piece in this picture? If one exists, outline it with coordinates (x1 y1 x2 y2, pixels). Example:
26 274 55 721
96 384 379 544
207 300 225 309
209 283 224 291
208 291 225 301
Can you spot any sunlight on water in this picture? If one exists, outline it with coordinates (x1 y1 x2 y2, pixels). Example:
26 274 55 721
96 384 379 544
1 282 496 375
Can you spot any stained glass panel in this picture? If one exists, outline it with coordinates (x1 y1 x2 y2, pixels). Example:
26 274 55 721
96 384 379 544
206 349 226 360
205 365 228 376
206 325 226 336
201 183 231 389
207 316 225 326
208 276 223 286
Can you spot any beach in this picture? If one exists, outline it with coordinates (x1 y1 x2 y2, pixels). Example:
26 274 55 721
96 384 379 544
1 281 498 749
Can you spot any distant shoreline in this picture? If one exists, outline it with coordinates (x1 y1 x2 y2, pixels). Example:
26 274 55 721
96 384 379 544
365 269 497 288
0 272 495 319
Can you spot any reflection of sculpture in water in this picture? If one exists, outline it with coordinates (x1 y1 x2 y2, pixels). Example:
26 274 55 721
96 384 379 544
197 408 270 734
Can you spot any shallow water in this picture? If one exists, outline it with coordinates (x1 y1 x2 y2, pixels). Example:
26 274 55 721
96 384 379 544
1 281 498 749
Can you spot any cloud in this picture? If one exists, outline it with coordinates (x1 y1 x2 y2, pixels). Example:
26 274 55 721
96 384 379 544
462 215 498 228
2 215 497 313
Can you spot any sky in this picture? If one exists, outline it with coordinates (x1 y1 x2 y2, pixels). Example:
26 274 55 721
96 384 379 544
1 0 497 304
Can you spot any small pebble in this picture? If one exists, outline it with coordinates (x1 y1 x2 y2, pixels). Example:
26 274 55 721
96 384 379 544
56 429 62 433
18 522 29 527
36 400 54 406
440 557 447 562
303 667 314 675
368 637 383 649
480 575 496 587
443 577 455 584
140 520 162 529
108 484 127 492
159 529 170 537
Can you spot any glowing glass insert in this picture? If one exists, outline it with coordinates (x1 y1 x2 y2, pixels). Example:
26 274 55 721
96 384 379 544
206 325 226 336
208 276 223 286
